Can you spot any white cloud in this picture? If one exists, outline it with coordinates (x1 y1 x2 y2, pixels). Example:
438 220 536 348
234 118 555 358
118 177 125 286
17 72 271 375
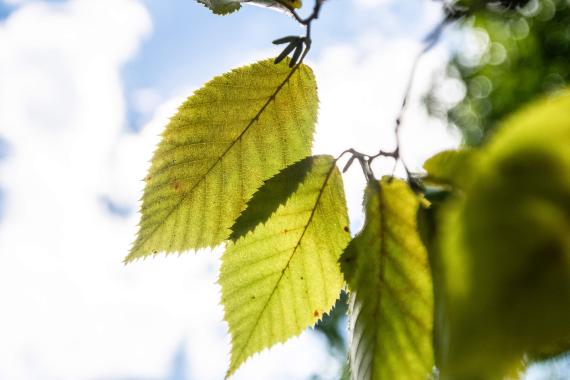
2 0 25 5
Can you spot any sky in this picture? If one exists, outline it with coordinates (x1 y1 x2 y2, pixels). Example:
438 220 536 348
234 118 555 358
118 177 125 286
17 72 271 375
0 0 563 379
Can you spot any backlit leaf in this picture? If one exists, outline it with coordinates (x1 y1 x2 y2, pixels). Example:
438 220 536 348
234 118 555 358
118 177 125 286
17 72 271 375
340 179 434 380
229 156 312 241
127 59 317 262
197 0 301 15
423 149 475 190
220 155 350 378
436 90 570 379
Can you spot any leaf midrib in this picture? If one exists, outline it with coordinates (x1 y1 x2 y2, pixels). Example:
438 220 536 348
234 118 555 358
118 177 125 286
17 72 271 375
364 184 430 378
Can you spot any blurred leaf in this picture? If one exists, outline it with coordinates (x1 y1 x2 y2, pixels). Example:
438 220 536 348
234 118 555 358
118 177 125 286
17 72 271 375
220 155 350 378
417 194 451 372
230 156 312 241
197 0 301 15
436 90 570 379
455 0 531 12
423 149 476 190
438 0 570 145
340 179 434 380
126 59 317 262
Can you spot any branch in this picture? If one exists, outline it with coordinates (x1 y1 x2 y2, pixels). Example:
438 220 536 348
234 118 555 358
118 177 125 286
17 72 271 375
368 13 453 180
273 0 324 66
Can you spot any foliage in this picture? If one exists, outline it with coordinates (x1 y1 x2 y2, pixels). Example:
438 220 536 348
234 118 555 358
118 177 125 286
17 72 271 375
340 179 434 380
127 59 317 262
198 0 301 15
126 0 570 378
220 155 350 377
433 0 570 145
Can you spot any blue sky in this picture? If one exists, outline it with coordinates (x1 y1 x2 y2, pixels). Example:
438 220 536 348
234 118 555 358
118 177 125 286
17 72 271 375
0 0 459 379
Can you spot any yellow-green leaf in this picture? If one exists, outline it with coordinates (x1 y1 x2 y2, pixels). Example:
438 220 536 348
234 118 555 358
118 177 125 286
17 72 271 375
436 90 570 379
340 179 434 380
423 149 476 190
220 155 350 378
126 59 317 262
197 0 301 15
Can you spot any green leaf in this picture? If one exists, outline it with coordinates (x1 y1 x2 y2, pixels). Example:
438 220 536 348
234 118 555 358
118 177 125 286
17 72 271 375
197 0 242 15
528 338 570 363
423 149 475 190
126 59 318 262
197 0 301 15
229 156 312 241
436 90 570 379
219 155 350 378
340 179 434 380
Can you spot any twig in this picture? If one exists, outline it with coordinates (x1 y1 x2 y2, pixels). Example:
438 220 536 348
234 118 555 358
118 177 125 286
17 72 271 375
273 0 324 66
289 0 324 26
367 13 452 182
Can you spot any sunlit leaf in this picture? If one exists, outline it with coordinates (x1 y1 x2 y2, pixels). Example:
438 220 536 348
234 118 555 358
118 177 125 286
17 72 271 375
220 155 350 378
127 59 317 262
197 0 301 15
229 156 312 241
436 90 570 379
340 179 434 380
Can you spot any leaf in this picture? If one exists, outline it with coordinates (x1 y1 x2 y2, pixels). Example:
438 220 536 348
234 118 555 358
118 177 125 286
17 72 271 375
340 179 434 380
229 156 313 241
423 149 475 190
416 195 449 371
219 155 351 378
435 90 570 379
126 59 318 262
197 0 242 15
197 0 301 15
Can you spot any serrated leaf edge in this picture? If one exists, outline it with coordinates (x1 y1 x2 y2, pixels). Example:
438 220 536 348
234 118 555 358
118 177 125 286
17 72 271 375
224 156 341 378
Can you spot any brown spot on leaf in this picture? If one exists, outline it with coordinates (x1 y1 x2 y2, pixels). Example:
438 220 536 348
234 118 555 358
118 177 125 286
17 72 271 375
313 310 321 318
171 180 182 192
344 226 349 232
